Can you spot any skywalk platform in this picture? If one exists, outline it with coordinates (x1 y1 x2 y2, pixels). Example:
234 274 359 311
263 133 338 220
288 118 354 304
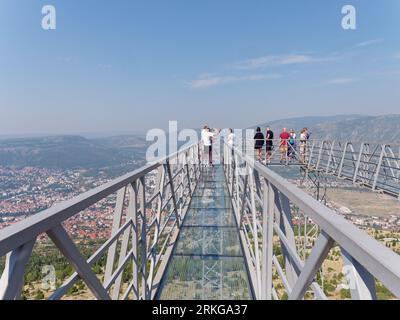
158 165 252 300
1 141 399 300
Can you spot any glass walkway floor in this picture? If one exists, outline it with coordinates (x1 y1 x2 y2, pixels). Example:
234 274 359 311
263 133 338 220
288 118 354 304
158 165 252 300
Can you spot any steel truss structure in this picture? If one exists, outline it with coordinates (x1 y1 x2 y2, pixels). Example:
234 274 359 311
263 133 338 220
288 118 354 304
0 139 399 300
0 144 201 300
223 142 400 300
244 139 400 198
306 140 400 198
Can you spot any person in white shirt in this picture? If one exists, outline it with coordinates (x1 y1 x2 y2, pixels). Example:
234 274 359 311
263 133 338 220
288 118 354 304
226 128 235 148
201 125 220 166
299 128 308 163
225 128 236 165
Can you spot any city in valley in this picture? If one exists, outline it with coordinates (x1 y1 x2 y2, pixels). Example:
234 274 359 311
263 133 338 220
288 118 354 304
0 128 399 300
1 146 399 244
1 0 399 304
0 162 156 239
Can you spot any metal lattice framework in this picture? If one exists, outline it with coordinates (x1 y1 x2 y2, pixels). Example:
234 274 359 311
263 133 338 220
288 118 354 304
1 138 400 300
243 139 400 198
0 144 202 300
223 142 400 300
306 140 400 198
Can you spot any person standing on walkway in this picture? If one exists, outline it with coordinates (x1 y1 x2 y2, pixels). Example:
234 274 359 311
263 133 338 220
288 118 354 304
254 127 264 162
279 127 290 163
225 128 235 169
299 128 308 163
288 129 297 161
201 125 220 167
265 126 274 164
304 127 311 140
226 128 235 148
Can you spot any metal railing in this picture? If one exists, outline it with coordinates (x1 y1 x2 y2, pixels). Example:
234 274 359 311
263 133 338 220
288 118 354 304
306 140 400 198
223 142 400 300
1 136 399 300
238 138 303 165
238 138 400 198
0 143 202 300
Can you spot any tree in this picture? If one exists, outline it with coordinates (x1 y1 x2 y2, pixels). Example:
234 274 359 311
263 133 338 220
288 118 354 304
340 288 351 299
35 290 45 300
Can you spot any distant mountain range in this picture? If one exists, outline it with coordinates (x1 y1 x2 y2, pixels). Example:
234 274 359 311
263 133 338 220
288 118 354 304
255 114 400 143
0 132 198 170
1 114 398 169
0 135 148 169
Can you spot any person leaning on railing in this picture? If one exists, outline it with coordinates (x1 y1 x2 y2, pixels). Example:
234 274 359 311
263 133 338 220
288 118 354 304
226 128 235 148
226 128 235 157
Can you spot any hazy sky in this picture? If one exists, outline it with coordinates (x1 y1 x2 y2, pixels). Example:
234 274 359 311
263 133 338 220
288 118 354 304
1 0 399 135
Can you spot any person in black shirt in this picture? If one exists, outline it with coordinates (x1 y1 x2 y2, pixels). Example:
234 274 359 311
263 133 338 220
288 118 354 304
265 127 274 163
254 127 264 161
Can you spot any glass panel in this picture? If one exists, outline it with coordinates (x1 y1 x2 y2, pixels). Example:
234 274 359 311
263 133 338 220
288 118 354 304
193 185 230 197
175 227 242 256
184 208 236 227
159 257 251 300
190 196 232 209
159 165 251 300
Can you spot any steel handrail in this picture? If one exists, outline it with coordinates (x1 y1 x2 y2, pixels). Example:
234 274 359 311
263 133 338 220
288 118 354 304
223 141 400 299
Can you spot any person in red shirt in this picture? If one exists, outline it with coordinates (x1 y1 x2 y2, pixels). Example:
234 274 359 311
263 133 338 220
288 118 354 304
279 128 290 163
